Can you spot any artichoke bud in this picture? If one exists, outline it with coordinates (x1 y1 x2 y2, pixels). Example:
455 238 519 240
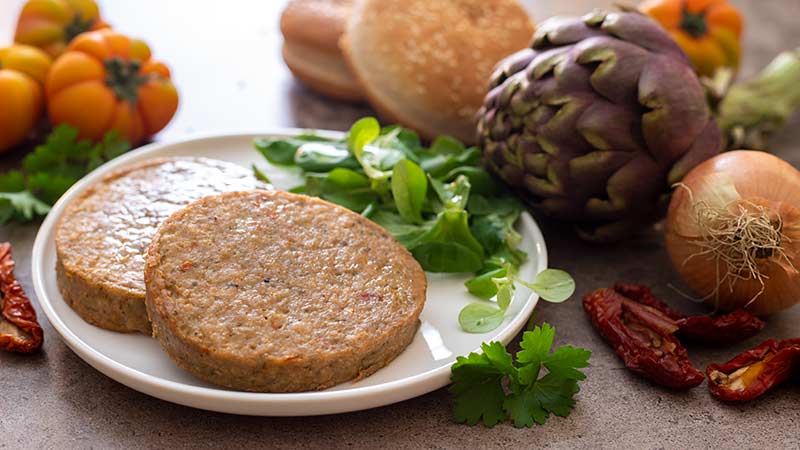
477 10 721 242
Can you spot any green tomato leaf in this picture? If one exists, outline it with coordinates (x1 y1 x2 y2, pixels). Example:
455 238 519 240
518 269 576 303
391 159 427 224
458 302 505 333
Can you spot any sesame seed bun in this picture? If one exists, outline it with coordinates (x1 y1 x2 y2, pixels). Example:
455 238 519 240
341 0 535 144
280 0 364 102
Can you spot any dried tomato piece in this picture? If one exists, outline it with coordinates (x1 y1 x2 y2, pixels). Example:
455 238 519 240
612 283 764 345
707 339 800 401
677 310 765 346
613 283 683 320
0 242 44 354
583 287 704 390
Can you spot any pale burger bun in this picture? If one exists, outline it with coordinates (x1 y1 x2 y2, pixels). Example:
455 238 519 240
280 0 363 102
341 0 534 144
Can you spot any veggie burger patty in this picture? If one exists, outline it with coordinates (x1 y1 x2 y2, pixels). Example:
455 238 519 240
55 157 267 334
145 190 427 392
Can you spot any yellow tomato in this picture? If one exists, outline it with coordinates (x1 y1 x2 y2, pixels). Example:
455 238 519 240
0 45 52 152
46 30 179 144
14 0 110 58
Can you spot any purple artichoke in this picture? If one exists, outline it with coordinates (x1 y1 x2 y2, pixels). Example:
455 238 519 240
477 10 721 241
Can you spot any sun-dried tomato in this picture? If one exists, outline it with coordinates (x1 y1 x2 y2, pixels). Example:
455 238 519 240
676 310 765 346
707 339 800 401
612 283 764 345
0 242 43 354
583 287 704 390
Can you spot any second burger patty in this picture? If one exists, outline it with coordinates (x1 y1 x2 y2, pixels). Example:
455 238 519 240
145 190 427 392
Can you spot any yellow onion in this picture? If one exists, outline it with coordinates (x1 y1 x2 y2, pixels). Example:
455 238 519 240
665 150 800 316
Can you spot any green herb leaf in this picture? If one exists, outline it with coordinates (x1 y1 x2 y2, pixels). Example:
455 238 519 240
0 171 26 192
450 347 509 427
518 269 576 303
494 276 515 311
430 175 470 212
544 346 592 381
251 164 272 183
458 302 506 333
419 146 480 178
295 142 359 172
1 125 131 224
371 210 433 248
450 324 591 428
412 242 482 273
348 117 385 180
0 191 52 222
444 166 498 195
517 322 556 367
305 170 376 212
253 133 329 166
391 159 427 224
465 266 508 299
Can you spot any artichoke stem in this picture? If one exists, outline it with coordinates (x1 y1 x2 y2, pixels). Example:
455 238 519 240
717 48 800 150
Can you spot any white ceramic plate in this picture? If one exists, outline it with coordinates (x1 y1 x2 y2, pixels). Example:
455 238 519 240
31 131 547 416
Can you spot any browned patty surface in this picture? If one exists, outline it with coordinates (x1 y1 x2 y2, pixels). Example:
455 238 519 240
55 157 267 334
145 190 427 392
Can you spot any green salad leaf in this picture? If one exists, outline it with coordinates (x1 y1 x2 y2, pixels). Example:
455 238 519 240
450 323 591 428
0 125 132 224
391 159 426 224
252 117 576 332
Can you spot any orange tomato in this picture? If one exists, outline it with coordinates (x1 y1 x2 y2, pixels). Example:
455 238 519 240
0 45 52 152
46 30 179 145
14 0 110 58
641 0 743 77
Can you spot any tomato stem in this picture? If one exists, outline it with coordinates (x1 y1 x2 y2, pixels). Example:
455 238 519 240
681 9 708 38
104 57 147 104
64 13 94 43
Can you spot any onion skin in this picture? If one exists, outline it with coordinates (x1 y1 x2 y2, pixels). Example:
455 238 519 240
665 150 800 316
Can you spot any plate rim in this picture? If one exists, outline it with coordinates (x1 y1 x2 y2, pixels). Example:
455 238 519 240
30 130 548 416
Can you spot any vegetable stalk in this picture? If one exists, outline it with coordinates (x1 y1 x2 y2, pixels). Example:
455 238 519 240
717 48 800 149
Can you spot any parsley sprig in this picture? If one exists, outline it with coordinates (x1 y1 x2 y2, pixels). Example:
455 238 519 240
0 125 131 223
450 323 591 428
